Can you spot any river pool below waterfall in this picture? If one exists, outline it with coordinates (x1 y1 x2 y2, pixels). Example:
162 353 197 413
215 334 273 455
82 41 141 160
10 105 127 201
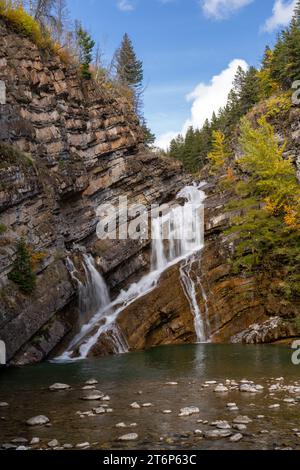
0 344 300 450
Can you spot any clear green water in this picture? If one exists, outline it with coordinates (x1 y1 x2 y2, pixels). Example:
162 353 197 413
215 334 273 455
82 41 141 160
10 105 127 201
0 344 299 450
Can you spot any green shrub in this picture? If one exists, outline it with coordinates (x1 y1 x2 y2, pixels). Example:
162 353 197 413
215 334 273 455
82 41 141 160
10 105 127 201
0 223 7 234
0 141 33 167
8 238 36 294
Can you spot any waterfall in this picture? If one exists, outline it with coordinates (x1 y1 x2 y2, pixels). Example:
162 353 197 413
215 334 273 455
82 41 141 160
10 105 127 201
57 184 208 362
58 255 121 361
82 254 111 318
180 255 206 343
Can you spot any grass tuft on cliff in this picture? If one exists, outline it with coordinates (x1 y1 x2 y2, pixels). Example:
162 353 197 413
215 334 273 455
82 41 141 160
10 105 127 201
0 1 72 63
0 141 34 167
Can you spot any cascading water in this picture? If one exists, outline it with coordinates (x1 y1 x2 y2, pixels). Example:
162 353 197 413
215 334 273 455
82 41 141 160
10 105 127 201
180 254 206 343
81 255 111 321
57 184 208 362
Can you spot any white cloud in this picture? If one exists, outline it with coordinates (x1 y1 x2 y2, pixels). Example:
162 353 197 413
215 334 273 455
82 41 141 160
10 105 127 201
201 0 253 19
262 0 296 32
155 59 249 150
117 0 135 11
156 131 179 149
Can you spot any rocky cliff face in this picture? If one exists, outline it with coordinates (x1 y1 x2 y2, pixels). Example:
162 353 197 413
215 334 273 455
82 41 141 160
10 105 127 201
0 19 190 364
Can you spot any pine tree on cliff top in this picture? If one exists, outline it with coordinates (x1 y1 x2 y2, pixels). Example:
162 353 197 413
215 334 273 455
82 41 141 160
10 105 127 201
76 26 95 79
115 33 143 89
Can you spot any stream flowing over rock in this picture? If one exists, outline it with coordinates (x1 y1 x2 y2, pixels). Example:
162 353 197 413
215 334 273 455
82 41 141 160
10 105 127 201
0 17 299 365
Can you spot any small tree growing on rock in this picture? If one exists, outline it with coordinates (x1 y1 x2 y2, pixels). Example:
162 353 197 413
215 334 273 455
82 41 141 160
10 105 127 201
76 26 95 79
8 238 36 294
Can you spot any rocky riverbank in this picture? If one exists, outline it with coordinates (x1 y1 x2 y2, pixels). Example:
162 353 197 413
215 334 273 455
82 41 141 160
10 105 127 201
0 344 299 450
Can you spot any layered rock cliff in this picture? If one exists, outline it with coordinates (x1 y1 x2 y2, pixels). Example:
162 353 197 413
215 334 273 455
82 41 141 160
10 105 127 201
0 18 191 364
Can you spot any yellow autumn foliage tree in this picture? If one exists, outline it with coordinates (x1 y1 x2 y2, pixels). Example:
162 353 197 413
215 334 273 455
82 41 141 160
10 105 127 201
207 130 230 173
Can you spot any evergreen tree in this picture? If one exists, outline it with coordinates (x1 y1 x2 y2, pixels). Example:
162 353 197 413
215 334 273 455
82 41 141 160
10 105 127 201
257 46 279 99
115 33 143 89
270 0 300 89
8 239 36 295
169 134 185 162
115 33 156 146
142 121 156 146
76 26 95 79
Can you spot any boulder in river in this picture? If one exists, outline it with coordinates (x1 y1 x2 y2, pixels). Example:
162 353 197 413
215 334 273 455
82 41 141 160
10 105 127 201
204 429 232 439
30 437 40 445
11 438 28 444
230 433 243 442
76 442 90 449
48 439 59 448
26 415 50 426
93 406 106 414
233 416 252 424
130 402 141 409
85 379 98 385
214 384 229 393
81 392 104 401
118 433 138 441
49 383 71 391
178 406 200 417
211 420 231 430
239 384 258 393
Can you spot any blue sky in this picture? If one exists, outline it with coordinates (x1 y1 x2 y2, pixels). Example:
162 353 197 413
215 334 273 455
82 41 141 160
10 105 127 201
67 1 297 147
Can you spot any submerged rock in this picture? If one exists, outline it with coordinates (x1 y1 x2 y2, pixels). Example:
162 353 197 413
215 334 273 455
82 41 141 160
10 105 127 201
118 433 138 441
233 424 247 431
239 384 259 393
11 438 28 444
204 429 232 439
81 392 104 401
49 383 71 391
2 443 17 450
85 379 98 385
214 385 229 393
93 407 106 414
211 420 231 430
233 416 252 425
